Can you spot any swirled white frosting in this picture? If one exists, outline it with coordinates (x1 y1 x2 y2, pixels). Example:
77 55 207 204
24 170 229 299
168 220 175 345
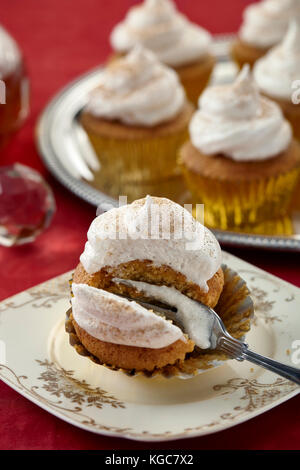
71 283 184 349
240 0 300 49
253 21 300 100
0 26 21 79
80 196 222 291
110 0 212 67
189 66 292 161
85 47 185 126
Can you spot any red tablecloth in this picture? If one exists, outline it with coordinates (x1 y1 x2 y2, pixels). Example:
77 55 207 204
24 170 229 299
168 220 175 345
0 0 299 450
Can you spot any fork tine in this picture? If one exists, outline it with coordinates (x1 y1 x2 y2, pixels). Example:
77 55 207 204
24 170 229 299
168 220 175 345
218 336 245 358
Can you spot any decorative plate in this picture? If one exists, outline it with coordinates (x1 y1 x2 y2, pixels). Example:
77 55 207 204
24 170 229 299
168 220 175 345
35 35 300 251
0 252 299 441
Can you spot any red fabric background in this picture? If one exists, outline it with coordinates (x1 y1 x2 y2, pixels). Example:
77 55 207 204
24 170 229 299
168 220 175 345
0 0 299 450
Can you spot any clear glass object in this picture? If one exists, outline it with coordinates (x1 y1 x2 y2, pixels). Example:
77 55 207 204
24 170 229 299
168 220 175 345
0 164 56 246
0 25 30 148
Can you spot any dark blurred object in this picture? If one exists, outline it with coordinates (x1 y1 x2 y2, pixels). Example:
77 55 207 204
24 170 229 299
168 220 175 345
0 26 29 148
0 163 55 246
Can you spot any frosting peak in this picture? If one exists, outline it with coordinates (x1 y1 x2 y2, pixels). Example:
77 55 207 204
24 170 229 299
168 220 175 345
240 0 300 49
85 47 185 126
200 65 261 121
80 196 222 291
110 0 212 67
189 66 292 161
282 19 300 51
253 20 300 100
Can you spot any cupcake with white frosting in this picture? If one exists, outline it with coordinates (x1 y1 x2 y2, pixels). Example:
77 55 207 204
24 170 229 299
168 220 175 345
231 0 300 69
109 0 215 104
179 66 300 229
80 46 194 200
254 21 300 140
66 196 253 375
0 25 29 147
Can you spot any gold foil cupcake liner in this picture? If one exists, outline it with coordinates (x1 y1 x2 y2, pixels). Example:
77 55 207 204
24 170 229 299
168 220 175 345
182 166 300 231
65 265 254 379
290 180 300 211
227 214 294 237
83 128 189 202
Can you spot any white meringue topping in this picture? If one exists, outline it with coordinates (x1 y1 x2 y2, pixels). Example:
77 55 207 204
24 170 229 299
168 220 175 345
71 283 184 349
240 0 300 49
254 20 300 100
110 0 212 67
189 66 292 161
80 196 222 291
112 279 214 349
85 47 185 126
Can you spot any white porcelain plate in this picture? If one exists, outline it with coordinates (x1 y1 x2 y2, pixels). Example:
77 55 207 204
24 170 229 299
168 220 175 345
0 252 299 441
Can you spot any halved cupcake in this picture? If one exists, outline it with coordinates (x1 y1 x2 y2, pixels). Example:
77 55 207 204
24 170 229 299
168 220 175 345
67 196 253 376
80 47 194 201
179 66 300 230
109 0 215 104
231 0 300 69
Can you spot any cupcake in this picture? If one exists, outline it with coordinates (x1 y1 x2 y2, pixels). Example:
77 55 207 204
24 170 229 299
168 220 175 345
0 26 29 148
231 0 300 69
80 47 194 201
253 21 300 141
67 196 253 376
179 66 300 230
109 0 215 104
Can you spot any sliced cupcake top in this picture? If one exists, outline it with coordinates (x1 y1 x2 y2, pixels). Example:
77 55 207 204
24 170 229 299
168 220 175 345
253 20 300 100
239 0 300 49
110 0 212 67
85 46 185 127
80 195 221 292
0 26 21 79
189 65 292 161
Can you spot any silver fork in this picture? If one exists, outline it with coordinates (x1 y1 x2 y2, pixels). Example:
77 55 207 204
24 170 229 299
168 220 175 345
207 306 300 385
118 292 300 385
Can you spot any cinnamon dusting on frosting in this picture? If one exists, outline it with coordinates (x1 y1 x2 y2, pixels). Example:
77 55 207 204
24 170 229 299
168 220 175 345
254 20 300 100
189 65 292 161
85 47 185 126
110 0 212 67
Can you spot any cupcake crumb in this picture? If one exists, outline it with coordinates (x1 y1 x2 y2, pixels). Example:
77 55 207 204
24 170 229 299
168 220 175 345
286 349 291 356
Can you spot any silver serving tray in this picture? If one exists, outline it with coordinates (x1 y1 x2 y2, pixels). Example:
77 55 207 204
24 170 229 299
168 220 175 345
36 35 300 251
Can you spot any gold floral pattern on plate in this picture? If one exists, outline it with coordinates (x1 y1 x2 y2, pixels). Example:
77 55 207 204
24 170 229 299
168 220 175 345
0 253 299 441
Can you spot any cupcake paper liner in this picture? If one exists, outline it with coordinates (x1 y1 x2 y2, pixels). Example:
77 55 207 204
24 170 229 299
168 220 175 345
83 124 189 202
182 165 300 230
65 265 254 379
228 214 294 237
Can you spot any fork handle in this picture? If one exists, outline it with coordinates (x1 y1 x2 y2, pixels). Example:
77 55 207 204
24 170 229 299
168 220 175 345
241 349 300 385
